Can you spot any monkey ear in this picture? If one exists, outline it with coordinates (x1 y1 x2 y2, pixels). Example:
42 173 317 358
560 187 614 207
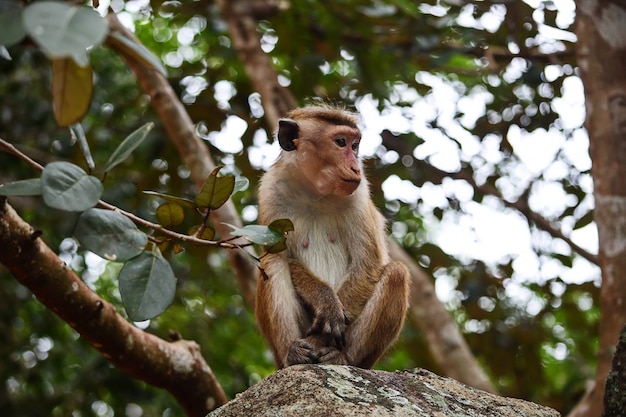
278 118 299 151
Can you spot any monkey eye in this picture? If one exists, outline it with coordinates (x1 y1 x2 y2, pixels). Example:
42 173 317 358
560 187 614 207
335 136 347 147
351 140 359 152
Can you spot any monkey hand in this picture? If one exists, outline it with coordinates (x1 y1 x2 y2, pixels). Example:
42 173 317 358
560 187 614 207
306 290 350 349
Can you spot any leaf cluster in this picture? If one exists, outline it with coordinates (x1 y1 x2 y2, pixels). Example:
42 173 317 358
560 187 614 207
0 0 165 126
0 125 289 322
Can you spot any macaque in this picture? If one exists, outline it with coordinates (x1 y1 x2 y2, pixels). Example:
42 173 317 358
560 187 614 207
256 106 409 369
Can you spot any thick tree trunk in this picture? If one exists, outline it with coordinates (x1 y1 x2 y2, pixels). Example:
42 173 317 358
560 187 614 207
603 324 626 417
572 2 626 416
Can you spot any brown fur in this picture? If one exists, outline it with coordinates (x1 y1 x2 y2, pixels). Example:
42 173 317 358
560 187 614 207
256 106 409 369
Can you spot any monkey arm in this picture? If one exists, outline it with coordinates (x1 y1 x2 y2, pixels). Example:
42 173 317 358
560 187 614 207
336 210 388 319
336 273 378 320
287 258 350 349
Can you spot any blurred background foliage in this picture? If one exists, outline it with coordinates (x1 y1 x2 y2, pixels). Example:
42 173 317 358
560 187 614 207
0 0 598 416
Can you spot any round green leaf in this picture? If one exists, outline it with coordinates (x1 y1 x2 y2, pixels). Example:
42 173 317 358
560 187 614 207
0 178 42 196
156 202 184 228
195 166 235 210
226 224 283 246
118 250 177 321
0 4 26 47
41 161 103 211
22 2 108 66
74 208 147 262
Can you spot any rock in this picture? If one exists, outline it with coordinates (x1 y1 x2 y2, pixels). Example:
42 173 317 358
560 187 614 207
209 365 560 416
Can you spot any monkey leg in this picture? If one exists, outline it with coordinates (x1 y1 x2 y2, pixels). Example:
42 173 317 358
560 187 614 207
343 261 409 369
256 256 311 369
257 255 350 368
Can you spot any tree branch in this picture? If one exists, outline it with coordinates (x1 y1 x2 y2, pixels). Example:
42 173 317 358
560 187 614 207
571 2 626 415
389 241 497 393
0 198 227 417
216 0 298 128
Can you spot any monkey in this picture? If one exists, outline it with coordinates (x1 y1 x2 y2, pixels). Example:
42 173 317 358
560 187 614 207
255 106 410 369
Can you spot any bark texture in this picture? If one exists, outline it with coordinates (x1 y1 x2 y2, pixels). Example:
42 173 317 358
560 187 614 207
573 1 626 416
209 365 558 417
603 324 626 417
0 199 227 417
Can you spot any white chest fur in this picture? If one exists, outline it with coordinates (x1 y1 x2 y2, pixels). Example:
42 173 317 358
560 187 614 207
290 218 349 290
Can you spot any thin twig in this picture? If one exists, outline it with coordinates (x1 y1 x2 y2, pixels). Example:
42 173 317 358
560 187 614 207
0 138 45 172
0 137 252 250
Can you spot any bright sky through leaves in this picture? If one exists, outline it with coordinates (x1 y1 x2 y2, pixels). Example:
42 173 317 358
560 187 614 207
97 0 598 298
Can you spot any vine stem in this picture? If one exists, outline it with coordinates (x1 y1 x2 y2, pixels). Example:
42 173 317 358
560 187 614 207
0 137 251 250
0 137 45 171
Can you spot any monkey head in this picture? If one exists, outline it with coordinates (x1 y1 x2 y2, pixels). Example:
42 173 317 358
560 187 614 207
277 108 362 197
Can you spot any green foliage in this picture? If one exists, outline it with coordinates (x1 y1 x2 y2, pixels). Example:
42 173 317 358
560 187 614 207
70 123 94 170
0 178 42 196
195 166 235 210
0 0 599 415
226 219 294 253
1 129 286 324
144 191 196 208
0 1 25 47
104 122 155 172
119 250 177 321
21 2 107 66
74 208 148 262
51 58 93 126
41 162 103 211
156 201 185 228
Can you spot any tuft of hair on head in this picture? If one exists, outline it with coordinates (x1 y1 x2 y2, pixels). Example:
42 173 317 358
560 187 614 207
285 105 359 129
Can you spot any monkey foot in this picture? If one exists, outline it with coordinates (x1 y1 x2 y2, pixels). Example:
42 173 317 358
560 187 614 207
285 339 320 366
317 347 349 365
